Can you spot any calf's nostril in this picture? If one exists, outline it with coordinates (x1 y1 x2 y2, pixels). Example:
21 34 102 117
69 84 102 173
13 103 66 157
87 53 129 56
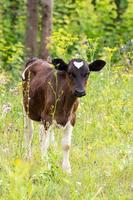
74 90 86 97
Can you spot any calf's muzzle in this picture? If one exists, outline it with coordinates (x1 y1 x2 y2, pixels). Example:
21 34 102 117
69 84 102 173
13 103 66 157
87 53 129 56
74 89 86 97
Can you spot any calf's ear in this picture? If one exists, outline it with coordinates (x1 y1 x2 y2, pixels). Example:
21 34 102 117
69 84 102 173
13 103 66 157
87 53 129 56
89 60 106 71
52 58 68 71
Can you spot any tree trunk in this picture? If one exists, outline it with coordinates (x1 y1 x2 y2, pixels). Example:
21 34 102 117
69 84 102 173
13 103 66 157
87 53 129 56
39 0 53 60
25 0 38 57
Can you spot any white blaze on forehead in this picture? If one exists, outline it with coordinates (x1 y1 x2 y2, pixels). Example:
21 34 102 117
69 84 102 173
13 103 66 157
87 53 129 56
73 61 84 69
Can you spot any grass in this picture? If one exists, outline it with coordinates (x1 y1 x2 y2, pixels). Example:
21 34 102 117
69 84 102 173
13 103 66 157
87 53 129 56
0 65 132 200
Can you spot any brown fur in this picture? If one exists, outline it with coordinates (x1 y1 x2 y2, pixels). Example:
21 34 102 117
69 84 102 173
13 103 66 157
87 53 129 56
22 58 79 129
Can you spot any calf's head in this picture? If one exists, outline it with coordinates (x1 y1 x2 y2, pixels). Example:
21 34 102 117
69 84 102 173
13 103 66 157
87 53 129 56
52 58 106 97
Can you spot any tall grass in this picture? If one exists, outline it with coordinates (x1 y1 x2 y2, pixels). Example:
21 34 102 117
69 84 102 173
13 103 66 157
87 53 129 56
0 56 132 200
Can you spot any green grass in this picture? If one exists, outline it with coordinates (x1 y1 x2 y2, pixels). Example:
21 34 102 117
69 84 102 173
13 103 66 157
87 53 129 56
0 66 132 200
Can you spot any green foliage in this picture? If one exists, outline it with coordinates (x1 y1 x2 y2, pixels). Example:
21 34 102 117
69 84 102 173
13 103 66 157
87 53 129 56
0 41 24 77
0 0 25 77
53 0 133 47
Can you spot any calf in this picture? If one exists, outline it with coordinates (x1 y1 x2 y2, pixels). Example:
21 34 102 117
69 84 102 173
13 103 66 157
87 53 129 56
22 57 106 173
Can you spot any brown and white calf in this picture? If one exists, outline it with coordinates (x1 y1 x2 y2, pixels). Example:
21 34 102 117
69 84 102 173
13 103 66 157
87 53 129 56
22 57 106 173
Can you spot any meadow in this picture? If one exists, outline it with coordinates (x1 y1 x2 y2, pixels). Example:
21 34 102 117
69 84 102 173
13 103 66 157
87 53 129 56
0 53 132 200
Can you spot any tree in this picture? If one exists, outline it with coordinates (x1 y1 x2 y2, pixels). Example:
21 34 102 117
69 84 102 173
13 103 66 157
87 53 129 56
25 0 38 57
39 0 53 60
25 0 53 60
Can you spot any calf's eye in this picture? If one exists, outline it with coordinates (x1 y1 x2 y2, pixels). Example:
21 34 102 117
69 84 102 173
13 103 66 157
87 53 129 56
68 73 76 78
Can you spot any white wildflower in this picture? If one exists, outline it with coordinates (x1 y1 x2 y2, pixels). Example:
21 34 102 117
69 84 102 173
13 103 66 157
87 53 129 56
2 103 11 117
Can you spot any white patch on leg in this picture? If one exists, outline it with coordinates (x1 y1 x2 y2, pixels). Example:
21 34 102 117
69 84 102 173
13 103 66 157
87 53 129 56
73 61 84 69
39 124 51 159
50 129 57 149
50 130 55 145
62 121 73 174
23 106 34 159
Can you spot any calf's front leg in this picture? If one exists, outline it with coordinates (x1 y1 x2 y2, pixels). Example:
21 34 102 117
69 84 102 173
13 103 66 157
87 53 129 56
62 121 73 174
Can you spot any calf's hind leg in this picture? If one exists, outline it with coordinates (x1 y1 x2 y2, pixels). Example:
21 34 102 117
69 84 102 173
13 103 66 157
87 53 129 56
23 106 34 159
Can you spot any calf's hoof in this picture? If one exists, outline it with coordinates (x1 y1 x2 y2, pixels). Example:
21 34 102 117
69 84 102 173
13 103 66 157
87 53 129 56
62 163 72 174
